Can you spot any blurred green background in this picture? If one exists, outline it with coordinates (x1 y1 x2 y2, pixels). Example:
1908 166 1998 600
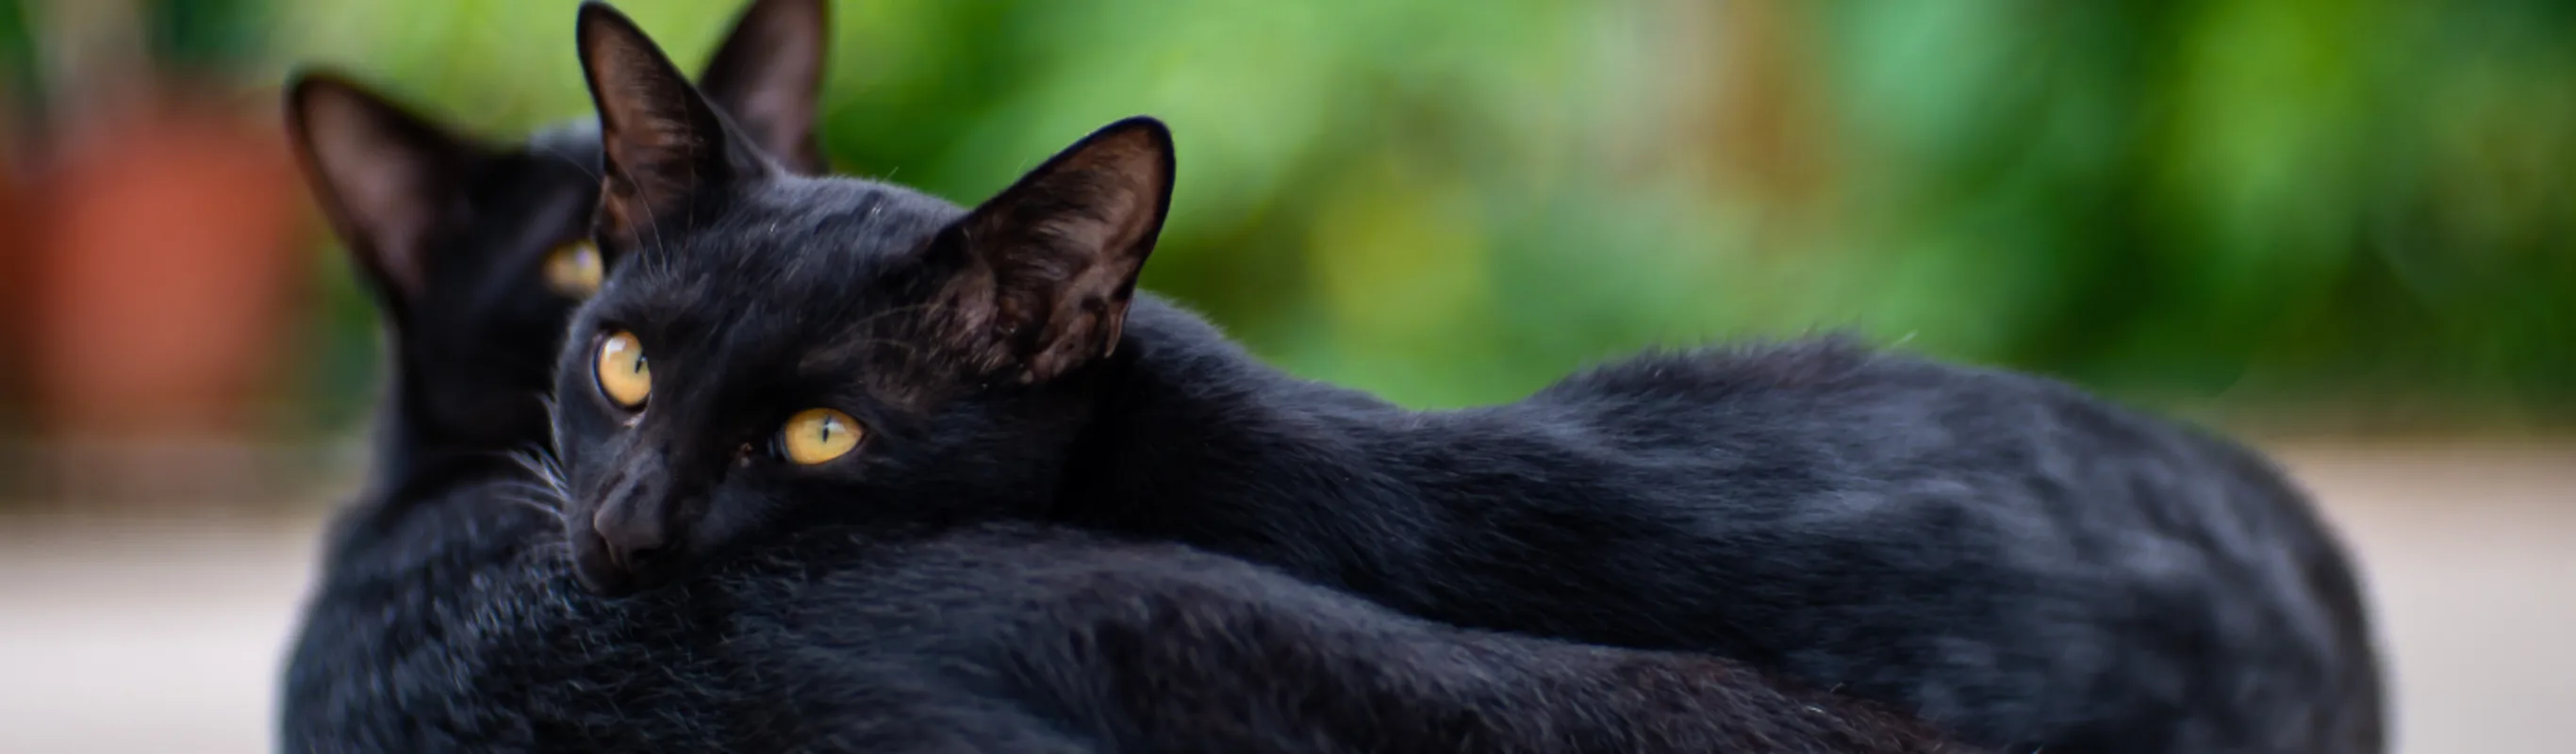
0 8 2569 750
2 0 2571 448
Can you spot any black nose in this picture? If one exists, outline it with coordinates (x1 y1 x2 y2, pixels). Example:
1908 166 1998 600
592 499 670 569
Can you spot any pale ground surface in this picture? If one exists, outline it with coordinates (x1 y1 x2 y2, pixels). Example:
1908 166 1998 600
0 441 2568 753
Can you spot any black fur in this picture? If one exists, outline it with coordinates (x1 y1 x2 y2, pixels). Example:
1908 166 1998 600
553 4 2386 753
280 3 1971 751
286 476 1971 753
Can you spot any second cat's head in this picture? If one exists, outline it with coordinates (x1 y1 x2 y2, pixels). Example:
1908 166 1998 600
283 0 831 455
553 3 1173 595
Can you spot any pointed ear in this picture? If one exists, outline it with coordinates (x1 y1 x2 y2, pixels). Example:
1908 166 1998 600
697 0 830 175
577 1 767 249
284 71 490 311
930 117 1176 384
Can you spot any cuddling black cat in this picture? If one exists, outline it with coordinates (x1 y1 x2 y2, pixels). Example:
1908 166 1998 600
278 2 1969 751
283 0 834 738
551 2 2386 752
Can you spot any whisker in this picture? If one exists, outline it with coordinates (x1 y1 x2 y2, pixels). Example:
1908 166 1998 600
542 147 603 182
491 489 570 522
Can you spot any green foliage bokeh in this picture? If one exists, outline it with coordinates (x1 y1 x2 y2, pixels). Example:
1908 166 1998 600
241 0 2574 428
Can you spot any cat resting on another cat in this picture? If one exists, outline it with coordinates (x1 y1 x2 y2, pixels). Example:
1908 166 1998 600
547 2 2385 751
277 3 1970 751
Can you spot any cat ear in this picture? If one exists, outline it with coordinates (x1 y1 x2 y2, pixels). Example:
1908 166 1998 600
697 0 830 175
577 1 768 250
930 117 1176 383
285 71 491 311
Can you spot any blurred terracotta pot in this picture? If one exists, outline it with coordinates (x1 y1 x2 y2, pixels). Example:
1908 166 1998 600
25 98 303 439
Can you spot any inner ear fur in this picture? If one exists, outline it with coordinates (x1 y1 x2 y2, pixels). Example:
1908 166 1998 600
930 117 1176 384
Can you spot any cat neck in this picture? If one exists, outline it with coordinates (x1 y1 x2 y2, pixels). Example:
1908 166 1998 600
1060 296 1452 603
355 362 543 518
303 374 557 604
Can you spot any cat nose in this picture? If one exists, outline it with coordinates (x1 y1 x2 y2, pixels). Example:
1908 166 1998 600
592 498 669 567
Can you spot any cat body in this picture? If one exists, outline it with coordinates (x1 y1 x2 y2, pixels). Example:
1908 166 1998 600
548 3 2385 751
288 475 1966 753
279 3 1969 751
1065 312 2385 753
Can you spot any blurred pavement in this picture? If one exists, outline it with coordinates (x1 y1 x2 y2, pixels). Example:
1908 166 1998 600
0 441 2568 753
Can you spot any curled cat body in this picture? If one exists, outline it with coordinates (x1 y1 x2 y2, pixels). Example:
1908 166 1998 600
546 3 2386 752
276 1 1971 751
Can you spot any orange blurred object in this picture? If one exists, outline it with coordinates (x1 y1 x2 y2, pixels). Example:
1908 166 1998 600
25 97 304 439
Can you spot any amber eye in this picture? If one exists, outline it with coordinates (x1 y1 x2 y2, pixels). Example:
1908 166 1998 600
543 240 605 297
779 408 863 465
594 331 651 409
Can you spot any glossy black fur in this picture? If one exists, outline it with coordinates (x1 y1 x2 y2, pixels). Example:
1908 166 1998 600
553 4 2386 753
281 3 1973 751
286 475 1971 753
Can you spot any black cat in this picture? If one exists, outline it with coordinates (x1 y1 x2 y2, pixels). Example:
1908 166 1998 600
279 3 1968 751
287 470 1965 752
548 3 2386 752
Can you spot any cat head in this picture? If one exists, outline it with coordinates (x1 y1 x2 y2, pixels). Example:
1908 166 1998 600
553 2 1173 595
285 0 834 453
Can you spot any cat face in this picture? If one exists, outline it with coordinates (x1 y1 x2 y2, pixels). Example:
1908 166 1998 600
553 3 1173 595
283 0 833 451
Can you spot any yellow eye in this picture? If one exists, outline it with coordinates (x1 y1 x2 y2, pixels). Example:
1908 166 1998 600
594 331 651 409
780 408 864 465
543 240 605 297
